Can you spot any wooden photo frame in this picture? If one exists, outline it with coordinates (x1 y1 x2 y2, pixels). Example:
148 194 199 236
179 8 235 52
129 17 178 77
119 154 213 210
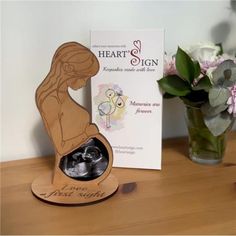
31 42 119 205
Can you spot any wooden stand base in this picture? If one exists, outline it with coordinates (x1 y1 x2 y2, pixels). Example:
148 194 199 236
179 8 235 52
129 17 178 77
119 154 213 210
31 172 119 205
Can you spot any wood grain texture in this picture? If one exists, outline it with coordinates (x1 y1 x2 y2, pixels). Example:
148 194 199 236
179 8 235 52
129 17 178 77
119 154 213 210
1 132 236 235
35 42 101 158
32 42 118 204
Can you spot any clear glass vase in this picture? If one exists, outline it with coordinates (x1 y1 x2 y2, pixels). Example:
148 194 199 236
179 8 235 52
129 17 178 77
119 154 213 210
185 105 228 165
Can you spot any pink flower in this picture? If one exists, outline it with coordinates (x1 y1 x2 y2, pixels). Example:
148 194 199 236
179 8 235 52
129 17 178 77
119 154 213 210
227 85 236 117
164 55 176 76
200 60 219 73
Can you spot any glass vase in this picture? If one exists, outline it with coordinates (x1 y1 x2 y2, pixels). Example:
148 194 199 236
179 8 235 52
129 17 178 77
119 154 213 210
185 105 228 165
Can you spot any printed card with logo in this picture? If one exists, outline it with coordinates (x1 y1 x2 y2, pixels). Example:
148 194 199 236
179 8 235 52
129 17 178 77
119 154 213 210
90 30 164 169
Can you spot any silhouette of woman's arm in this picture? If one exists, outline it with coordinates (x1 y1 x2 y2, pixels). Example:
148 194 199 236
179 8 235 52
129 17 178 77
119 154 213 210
41 97 98 156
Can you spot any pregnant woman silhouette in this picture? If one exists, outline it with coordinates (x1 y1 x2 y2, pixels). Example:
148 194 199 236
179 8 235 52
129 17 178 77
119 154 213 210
36 42 112 183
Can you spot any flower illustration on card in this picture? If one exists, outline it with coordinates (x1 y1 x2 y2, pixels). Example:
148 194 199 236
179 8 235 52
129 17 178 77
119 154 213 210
94 84 128 131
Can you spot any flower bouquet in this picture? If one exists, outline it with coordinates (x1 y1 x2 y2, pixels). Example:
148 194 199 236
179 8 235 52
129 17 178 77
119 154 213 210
158 43 236 164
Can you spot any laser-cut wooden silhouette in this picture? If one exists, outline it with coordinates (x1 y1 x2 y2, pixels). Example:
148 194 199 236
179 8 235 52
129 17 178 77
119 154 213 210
31 42 118 204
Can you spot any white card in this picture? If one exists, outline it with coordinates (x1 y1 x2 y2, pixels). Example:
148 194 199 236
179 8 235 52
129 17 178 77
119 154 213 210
91 30 164 169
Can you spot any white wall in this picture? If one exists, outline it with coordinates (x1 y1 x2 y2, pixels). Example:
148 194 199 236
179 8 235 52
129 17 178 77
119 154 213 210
1 0 236 162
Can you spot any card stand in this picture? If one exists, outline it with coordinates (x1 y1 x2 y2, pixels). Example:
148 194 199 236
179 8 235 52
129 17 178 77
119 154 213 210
31 42 118 205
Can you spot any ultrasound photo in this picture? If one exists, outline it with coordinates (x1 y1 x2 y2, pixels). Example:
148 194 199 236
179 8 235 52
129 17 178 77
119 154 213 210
59 138 109 181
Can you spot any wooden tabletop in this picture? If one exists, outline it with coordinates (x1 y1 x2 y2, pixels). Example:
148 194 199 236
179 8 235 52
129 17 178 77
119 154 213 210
1 132 236 235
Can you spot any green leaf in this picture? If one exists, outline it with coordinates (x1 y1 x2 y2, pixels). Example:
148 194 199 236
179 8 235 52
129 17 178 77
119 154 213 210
204 111 233 136
201 102 228 117
193 75 212 92
181 97 205 108
212 60 236 85
223 80 235 87
229 67 236 82
183 90 208 105
175 47 195 83
209 86 230 107
158 75 191 96
215 43 223 55
222 68 236 87
193 61 201 78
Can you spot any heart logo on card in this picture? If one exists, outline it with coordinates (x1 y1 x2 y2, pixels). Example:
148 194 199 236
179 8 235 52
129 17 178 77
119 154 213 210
133 40 141 53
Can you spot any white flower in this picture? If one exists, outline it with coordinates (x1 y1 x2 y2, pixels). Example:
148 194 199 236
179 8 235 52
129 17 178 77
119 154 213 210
186 42 221 63
227 85 236 117
205 66 217 79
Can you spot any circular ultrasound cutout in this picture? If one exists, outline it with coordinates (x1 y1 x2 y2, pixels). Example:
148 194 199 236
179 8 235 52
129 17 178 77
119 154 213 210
59 138 109 181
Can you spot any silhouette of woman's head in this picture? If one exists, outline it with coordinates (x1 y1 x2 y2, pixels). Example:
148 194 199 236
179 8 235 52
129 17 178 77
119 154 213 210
36 42 99 108
53 42 99 89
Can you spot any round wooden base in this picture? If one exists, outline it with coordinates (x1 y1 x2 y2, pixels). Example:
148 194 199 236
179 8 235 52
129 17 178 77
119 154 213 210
31 172 119 205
